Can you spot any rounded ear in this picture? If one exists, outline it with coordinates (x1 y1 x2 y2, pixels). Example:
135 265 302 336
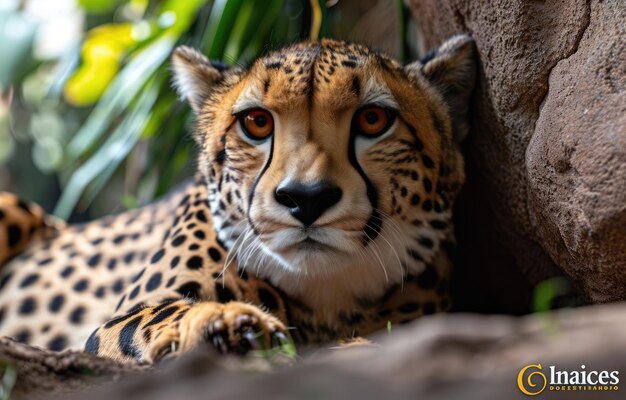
171 46 226 113
405 35 477 142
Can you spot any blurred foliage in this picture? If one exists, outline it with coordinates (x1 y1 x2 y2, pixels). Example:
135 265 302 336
0 0 413 221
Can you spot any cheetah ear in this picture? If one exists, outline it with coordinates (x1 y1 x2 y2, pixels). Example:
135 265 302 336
406 34 477 142
171 46 228 113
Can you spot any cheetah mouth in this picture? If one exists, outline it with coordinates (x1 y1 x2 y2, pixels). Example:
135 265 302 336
259 225 357 256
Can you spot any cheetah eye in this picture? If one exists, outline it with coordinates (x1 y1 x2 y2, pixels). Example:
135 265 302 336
354 106 395 137
238 109 274 140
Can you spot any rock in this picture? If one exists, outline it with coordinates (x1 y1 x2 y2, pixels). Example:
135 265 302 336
50 303 626 400
0 337 148 399
407 0 626 307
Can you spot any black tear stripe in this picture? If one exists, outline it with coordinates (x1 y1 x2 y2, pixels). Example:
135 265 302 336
348 126 382 246
119 316 142 358
246 134 275 233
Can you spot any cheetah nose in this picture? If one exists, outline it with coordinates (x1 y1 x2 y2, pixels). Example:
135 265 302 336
274 181 342 227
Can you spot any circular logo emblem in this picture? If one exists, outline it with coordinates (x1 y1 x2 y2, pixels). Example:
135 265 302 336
518 364 547 396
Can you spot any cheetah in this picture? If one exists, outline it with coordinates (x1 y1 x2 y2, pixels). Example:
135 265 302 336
0 35 476 363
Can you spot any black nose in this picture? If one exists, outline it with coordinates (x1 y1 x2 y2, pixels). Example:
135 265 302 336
274 181 343 227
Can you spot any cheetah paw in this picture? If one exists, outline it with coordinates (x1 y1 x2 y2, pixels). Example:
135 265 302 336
147 302 288 362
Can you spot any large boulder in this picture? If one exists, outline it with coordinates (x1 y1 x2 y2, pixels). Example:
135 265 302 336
408 0 625 308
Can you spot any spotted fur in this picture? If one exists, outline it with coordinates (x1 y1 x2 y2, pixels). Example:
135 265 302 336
0 36 476 362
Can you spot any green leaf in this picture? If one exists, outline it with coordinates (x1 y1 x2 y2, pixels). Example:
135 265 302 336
65 35 175 161
79 0 126 14
202 0 244 60
54 74 162 218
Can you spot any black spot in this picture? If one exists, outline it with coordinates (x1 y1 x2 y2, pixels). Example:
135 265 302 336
49 294 65 312
423 178 432 193
422 155 435 169
186 256 203 270
7 225 22 247
143 306 178 329
188 244 200 251
19 297 36 315
94 286 106 298
112 234 126 244
429 220 448 230
60 266 75 278
417 266 439 289
171 235 186 247
123 252 135 264
407 248 423 262
119 316 142 357
423 302 436 315
129 285 140 300
87 253 102 268
422 200 433 212
411 194 421 206
91 237 104 246
265 61 282 69
208 247 221 262
170 256 180 269
215 285 236 303
131 268 145 283
0 273 12 290
258 288 279 311
85 329 100 353
73 279 89 292
70 306 85 324
107 259 118 270
193 230 206 240
177 281 201 300
196 210 208 223
146 273 162 292
150 249 165 264
418 236 434 249
341 59 357 68
115 295 126 312
166 276 177 288
47 335 67 351
14 329 31 343
19 273 39 288
112 279 124 294
37 257 53 266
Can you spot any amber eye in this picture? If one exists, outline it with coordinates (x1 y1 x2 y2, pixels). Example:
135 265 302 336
356 106 393 137
240 109 274 140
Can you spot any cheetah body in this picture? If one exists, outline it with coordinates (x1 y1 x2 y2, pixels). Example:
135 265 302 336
0 36 476 362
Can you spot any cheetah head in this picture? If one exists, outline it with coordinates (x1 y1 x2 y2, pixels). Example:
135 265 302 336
172 37 476 299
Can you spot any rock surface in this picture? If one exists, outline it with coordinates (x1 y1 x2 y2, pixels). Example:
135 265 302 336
0 303 619 400
408 0 626 308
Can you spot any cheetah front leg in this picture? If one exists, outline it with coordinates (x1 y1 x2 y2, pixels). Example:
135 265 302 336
86 181 290 363
90 299 288 363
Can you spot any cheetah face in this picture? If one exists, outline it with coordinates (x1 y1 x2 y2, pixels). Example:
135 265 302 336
172 37 475 289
